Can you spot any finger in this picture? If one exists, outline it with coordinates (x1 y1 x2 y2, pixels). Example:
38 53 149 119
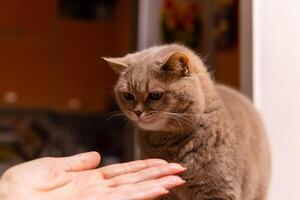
62 152 101 172
153 175 186 190
107 163 186 187
105 176 185 200
114 175 185 192
103 185 169 200
100 159 168 179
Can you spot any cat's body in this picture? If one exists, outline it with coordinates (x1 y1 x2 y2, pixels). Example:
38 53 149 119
138 84 270 200
104 44 271 200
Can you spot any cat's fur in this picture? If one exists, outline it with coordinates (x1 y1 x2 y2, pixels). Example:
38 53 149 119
104 44 271 200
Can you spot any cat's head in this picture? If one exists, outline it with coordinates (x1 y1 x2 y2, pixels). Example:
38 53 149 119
104 44 207 132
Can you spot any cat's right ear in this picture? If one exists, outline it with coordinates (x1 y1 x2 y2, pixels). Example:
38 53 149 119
161 52 190 77
102 57 128 73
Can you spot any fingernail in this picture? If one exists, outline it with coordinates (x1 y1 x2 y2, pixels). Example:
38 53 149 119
176 177 186 184
77 151 99 157
161 176 187 189
169 163 186 171
162 189 170 194
179 179 186 185
148 159 168 165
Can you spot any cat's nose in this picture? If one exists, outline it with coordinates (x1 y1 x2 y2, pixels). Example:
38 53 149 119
134 110 142 117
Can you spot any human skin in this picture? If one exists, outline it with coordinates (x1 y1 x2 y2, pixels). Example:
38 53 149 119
0 152 186 200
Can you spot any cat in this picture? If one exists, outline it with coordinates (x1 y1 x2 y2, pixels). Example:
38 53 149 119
104 44 271 200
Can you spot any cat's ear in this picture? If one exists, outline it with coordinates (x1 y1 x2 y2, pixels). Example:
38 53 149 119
102 57 128 73
161 52 190 76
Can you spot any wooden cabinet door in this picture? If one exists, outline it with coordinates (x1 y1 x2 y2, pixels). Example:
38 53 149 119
56 20 115 112
0 0 57 108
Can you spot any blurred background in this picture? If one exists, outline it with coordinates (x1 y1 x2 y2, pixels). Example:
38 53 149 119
0 0 240 170
0 0 299 199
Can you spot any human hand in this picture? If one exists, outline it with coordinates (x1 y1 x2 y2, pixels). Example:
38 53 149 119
0 152 186 200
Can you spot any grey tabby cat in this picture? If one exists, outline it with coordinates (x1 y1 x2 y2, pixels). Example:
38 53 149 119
104 44 271 200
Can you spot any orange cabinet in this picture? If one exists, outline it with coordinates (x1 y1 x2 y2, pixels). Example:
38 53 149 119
0 0 135 112
0 0 57 108
0 41 56 107
55 20 115 112
0 0 57 37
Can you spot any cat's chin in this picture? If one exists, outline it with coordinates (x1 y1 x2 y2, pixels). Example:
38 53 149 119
135 120 166 131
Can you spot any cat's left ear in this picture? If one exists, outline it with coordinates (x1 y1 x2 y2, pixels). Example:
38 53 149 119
102 57 128 73
161 52 190 76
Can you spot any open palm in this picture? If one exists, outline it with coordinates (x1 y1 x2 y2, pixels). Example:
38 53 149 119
0 152 186 200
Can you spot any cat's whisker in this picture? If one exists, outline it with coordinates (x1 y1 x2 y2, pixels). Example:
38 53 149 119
157 112 186 132
166 114 185 132
158 111 197 130
173 117 185 132
106 111 131 128
125 120 133 129
107 112 124 120
108 111 137 129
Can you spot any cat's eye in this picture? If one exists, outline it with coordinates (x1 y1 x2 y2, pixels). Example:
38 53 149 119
123 92 135 102
148 92 164 101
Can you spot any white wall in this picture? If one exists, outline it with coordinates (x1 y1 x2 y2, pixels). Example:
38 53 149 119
253 0 300 199
137 0 162 50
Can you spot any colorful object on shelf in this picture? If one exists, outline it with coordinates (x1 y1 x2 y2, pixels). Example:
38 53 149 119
161 0 202 49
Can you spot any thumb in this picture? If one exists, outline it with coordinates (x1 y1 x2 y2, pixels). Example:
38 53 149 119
62 151 101 172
